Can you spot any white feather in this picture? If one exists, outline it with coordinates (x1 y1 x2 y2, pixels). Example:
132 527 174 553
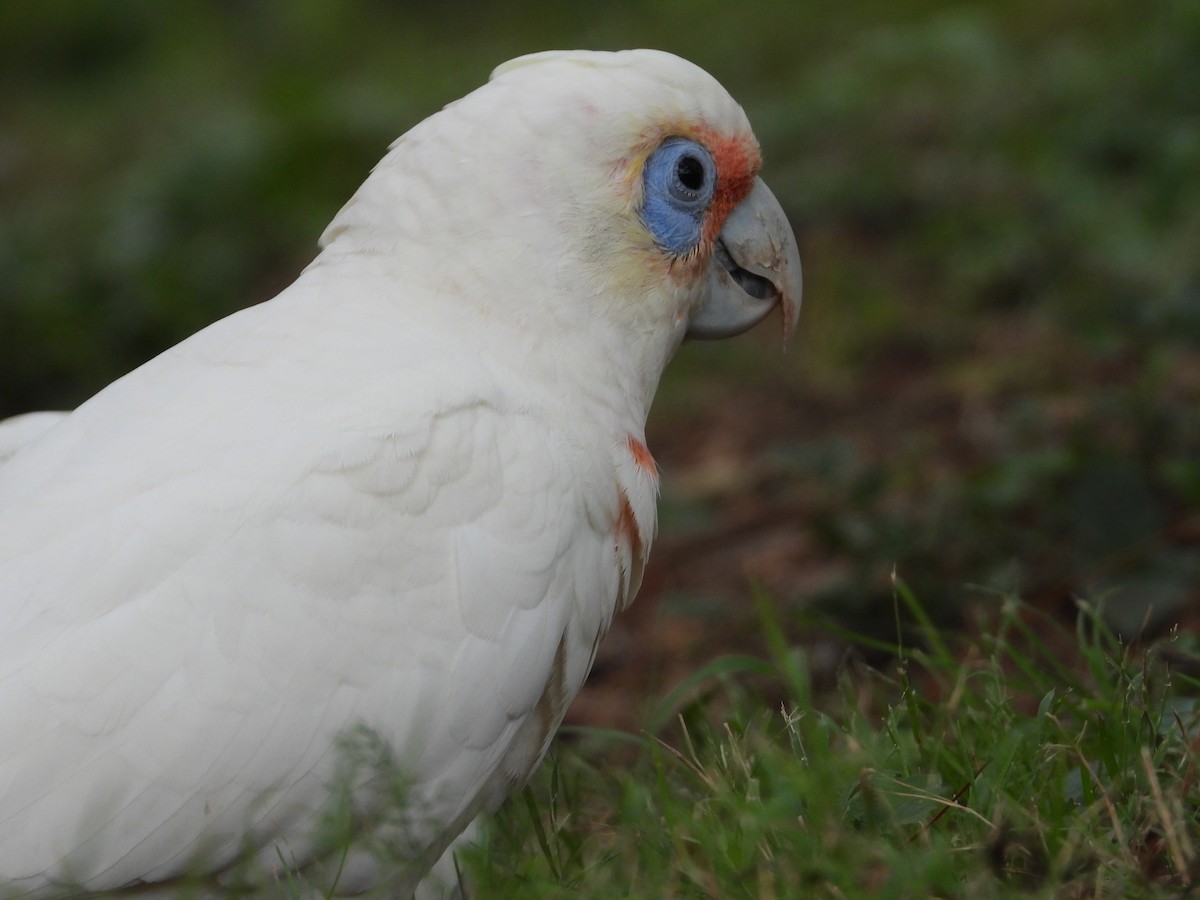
0 411 66 464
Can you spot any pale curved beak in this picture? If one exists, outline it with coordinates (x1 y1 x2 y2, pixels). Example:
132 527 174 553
688 178 802 347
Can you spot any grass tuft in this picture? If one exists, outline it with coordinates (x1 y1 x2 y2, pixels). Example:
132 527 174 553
468 593 1200 897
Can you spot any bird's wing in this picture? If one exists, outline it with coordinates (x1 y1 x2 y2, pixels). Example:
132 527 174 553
0 279 620 892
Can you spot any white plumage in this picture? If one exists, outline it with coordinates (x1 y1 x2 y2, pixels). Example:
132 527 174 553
0 50 800 895
0 412 65 465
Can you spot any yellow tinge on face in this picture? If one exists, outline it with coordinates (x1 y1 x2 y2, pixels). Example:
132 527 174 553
614 116 762 265
574 106 796 353
605 119 799 346
605 134 682 280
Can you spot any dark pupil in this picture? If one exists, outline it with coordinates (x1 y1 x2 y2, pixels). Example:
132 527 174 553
676 155 705 192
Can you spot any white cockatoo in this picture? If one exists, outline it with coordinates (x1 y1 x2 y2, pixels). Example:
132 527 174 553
0 49 800 895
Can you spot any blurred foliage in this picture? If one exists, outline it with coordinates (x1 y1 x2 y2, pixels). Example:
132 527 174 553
2 1 1198 635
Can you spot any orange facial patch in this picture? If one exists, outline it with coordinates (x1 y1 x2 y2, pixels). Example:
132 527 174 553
617 120 763 286
693 124 762 248
620 122 761 227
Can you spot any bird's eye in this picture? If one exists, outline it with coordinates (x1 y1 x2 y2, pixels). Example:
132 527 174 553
641 137 717 255
675 154 707 195
653 139 715 209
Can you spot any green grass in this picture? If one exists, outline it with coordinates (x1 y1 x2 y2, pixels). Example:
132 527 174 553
463 591 1200 897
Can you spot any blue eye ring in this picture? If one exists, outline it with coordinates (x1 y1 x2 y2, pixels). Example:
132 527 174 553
641 137 717 255
652 138 716 208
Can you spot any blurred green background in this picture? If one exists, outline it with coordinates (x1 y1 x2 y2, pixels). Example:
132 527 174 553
2 1 1197 665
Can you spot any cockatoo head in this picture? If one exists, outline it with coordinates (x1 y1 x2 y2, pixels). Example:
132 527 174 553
321 49 801 399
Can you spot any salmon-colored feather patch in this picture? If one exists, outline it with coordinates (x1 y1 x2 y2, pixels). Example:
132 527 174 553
626 435 658 477
694 125 761 247
615 492 643 554
614 490 646 610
